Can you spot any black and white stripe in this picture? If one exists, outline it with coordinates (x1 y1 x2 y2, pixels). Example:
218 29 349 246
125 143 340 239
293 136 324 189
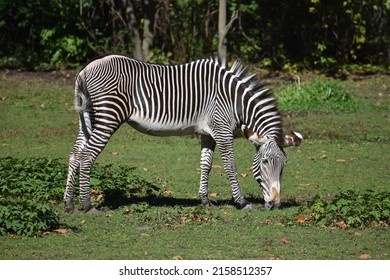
64 55 299 213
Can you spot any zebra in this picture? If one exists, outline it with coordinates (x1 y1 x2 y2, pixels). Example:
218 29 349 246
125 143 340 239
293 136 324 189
64 55 302 213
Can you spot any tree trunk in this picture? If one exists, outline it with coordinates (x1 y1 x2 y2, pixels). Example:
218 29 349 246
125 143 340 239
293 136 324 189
124 0 144 60
218 0 227 63
218 0 238 64
141 0 155 61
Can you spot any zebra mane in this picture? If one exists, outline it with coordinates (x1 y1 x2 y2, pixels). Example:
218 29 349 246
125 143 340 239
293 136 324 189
208 58 266 93
210 58 282 144
229 60 266 93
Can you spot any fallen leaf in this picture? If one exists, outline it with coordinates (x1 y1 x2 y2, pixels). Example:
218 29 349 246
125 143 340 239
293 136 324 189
240 173 249 178
336 158 346 163
373 101 381 107
54 229 68 234
172 255 183 260
1 143 9 147
80 220 86 224
350 157 357 161
163 189 173 196
281 237 290 244
336 221 348 229
263 219 272 225
296 215 306 223
212 165 223 169
209 192 219 197
359 253 371 259
143 167 148 172
111 151 119 156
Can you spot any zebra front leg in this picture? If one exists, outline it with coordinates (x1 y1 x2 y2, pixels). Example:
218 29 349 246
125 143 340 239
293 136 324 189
199 135 216 207
216 137 254 210
79 129 113 213
64 132 86 213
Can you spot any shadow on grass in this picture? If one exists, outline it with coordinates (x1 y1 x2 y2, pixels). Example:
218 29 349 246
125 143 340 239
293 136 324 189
98 194 304 211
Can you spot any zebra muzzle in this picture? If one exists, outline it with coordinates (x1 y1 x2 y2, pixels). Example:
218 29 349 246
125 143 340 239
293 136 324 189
265 187 281 210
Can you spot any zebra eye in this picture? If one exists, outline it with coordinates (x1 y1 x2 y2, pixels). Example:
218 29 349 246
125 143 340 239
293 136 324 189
262 158 269 164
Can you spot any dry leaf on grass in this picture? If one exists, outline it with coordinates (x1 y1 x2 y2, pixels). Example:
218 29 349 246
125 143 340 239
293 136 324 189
281 237 290 244
53 229 68 234
359 253 371 259
336 221 349 229
296 215 306 223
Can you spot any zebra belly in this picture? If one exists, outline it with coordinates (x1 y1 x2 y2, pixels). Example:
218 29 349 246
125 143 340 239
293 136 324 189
127 115 212 137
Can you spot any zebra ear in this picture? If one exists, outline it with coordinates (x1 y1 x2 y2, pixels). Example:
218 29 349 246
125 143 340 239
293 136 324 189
284 131 303 147
242 126 267 145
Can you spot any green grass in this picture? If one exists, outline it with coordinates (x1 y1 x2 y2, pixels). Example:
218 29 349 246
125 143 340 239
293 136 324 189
0 71 389 260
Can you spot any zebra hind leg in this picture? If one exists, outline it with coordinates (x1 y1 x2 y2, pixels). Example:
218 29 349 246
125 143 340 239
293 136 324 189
79 129 114 213
64 132 86 213
199 135 216 207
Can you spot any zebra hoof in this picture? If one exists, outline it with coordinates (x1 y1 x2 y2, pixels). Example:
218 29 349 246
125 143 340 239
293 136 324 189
81 201 97 213
64 201 75 214
237 199 254 210
241 203 255 211
200 197 216 208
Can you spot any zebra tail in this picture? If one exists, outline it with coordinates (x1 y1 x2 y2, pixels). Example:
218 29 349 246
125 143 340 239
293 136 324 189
74 71 92 139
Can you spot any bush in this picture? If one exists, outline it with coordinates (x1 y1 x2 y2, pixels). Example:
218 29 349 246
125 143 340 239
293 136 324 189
0 157 162 236
298 190 390 228
0 157 66 236
89 164 162 209
0 157 66 202
275 77 356 111
0 198 60 236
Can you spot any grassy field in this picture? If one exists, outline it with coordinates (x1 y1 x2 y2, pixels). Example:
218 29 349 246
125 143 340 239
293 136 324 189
0 70 389 260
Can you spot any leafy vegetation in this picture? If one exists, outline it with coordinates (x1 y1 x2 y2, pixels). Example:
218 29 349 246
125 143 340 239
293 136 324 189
0 198 60 237
89 164 162 209
275 77 357 111
0 157 163 236
0 0 389 70
0 157 65 202
298 190 390 228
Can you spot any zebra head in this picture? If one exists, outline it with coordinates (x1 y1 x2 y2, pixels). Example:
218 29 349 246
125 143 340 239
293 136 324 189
244 128 303 210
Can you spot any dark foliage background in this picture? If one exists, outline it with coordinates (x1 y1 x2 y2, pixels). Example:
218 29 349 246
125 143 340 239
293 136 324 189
0 0 389 70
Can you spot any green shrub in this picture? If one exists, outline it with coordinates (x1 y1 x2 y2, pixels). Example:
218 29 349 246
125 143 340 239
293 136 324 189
0 157 65 236
298 190 390 228
90 164 162 209
0 157 163 236
0 198 60 236
275 77 356 111
0 157 66 202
